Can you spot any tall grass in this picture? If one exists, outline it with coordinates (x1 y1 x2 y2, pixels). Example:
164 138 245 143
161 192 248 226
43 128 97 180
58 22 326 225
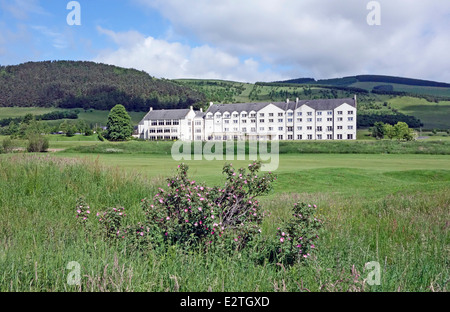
0 155 448 291
64 140 450 155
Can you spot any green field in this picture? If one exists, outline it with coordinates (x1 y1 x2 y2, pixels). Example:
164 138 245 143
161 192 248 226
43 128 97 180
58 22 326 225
0 107 147 126
0 138 449 292
387 97 450 130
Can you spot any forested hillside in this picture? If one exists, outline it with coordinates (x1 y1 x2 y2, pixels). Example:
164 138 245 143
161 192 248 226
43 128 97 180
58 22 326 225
0 61 206 111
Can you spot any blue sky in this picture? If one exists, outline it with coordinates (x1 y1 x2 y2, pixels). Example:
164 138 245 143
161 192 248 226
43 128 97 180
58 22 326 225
1 0 449 83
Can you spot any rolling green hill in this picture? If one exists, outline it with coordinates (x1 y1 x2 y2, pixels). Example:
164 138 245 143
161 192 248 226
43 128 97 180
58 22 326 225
0 61 206 112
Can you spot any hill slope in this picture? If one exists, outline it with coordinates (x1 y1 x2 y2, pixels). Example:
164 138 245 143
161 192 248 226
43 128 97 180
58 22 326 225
0 61 206 112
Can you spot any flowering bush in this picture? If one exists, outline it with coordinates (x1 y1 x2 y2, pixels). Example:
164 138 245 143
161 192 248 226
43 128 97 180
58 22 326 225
270 202 325 264
75 197 91 226
143 162 276 251
96 207 126 239
74 163 325 264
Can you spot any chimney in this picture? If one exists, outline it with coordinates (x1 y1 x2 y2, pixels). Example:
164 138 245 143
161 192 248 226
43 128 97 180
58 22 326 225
296 98 299 104
150 107 153 111
286 98 290 104
190 106 193 111
209 102 214 107
200 108 203 112
354 95 357 108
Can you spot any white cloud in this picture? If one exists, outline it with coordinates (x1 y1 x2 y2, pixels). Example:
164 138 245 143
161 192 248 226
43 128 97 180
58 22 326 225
134 0 450 82
93 28 286 82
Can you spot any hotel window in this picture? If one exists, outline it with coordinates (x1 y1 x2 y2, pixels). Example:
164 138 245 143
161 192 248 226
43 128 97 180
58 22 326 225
297 118 302 122
327 126 333 131
278 119 283 123
233 120 239 124
233 114 239 118
347 134 354 140
279 135 284 140
287 126 293 132
348 125 354 130
173 120 180 125
269 119 274 123
149 129 156 133
307 112 313 116
242 127 247 132
297 135 302 140
250 113 256 117
233 127 238 132
278 127 283 131
195 121 202 126
151 121 157 126
224 114 230 118
166 120 172 126
157 128 163 133
348 117 354 121
297 112 302 116
224 128 229 132
251 127 256 132
196 136 202 140
337 134 343 140
317 126 322 132
195 128 202 133
307 135 313 140
171 128 178 133
269 113 274 117
287 112 293 117
317 112 322 116
225 120 230 124
327 134 333 140
288 118 293 123
307 118 313 122
164 129 170 133
337 117 343 121
158 120 165 126
327 118 333 122
327 111 333 115
250 119 256 123
278 113 284 117
260 119 265 123
337 111 343 115
269 127 274 131
337 126 343 130
317 134 322 140
297 126 302 131
259 113 265 117
288 135 293 140
317 118 322 122
242 120 247 123
348 111 354 115
307 126 313 130
242 114 247 118
259 127 265 131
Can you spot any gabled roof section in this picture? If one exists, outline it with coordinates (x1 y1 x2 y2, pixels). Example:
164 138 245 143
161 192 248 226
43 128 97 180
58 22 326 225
143 109 191 120
206 102 273 115
294 98 356 111
206 98 356 115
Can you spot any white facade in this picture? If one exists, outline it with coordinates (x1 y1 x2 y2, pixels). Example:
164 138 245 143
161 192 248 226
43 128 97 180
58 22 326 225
138 97 357 141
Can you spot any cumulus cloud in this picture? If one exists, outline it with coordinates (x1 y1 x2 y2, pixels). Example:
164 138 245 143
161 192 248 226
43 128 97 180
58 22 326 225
93 27 287 82
132 0 450 82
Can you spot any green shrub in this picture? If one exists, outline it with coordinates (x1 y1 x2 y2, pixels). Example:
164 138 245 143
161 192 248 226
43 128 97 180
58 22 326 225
26 134 49 152
2 136 14 153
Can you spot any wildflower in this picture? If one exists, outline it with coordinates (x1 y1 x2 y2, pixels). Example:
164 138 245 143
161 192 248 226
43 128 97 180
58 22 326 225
280 237 284 243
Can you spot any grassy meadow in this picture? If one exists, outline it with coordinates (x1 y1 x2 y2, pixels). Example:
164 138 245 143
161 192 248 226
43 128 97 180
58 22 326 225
0 138 449 292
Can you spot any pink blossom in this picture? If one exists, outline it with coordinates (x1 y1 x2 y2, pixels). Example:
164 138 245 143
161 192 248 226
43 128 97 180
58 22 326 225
280 238 284 243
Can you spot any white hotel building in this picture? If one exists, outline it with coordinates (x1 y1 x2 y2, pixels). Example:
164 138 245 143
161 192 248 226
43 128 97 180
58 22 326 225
137 97 357 141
